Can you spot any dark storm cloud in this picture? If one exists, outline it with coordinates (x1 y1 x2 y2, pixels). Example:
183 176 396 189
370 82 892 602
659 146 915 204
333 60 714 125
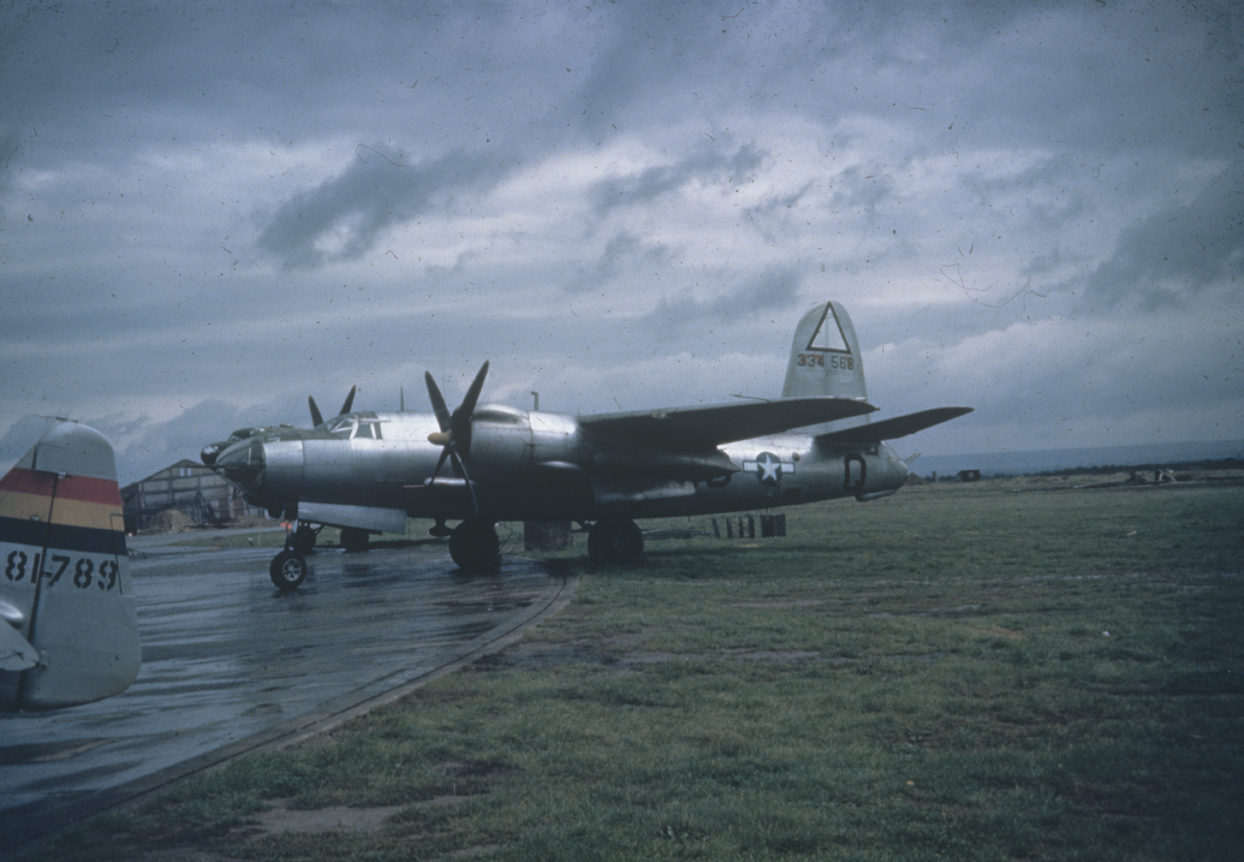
564 232 677 294
1083 160 1244 311
257 146 518 268
590 144 766 216
2 0 1242 466
643 264 804 335
962 154 1089 233
0 129 19 219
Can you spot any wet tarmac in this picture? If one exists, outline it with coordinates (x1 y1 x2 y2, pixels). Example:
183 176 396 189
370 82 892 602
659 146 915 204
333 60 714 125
0 532 571 846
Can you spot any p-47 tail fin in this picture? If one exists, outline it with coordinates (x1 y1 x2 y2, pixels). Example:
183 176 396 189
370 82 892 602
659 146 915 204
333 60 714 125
0 421 140 712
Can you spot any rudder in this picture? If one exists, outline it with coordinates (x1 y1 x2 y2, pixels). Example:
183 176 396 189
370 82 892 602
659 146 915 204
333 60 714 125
781 301 868 402
0 421 141 712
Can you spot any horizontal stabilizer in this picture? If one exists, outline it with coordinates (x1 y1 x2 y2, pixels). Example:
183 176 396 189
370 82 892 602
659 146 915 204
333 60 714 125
581 397 876 450
0 622 38 671
816 407 974 444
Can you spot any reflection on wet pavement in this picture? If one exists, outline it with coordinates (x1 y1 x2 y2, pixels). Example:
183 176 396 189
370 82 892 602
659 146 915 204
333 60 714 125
0 535 566 845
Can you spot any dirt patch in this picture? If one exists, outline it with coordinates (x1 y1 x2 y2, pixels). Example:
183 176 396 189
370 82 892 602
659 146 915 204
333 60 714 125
473 642 619 671
255 799 403 834
131 851 234 862
978 626 1025 640
734 599 826 609
602 626 665 648
438 760 515 779
478 640 845 673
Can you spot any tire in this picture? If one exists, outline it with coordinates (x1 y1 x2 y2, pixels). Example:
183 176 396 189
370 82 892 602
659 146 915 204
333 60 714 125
339 527 370 552
449 519 500 573
269 550 308 590
588 518 644 566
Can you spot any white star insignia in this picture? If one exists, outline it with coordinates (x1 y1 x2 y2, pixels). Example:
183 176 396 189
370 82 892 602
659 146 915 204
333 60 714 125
743 452 795 486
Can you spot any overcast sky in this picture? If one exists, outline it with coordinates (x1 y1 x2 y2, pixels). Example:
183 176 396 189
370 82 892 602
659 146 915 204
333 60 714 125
2 1 1241 483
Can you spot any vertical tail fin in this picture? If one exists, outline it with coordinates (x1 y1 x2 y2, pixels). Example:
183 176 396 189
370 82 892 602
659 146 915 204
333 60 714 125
0 421 140 712
781 301 868 401
781 301 870 435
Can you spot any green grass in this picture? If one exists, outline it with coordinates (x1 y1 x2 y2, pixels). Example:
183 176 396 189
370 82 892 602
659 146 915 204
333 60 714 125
33 479 1244 861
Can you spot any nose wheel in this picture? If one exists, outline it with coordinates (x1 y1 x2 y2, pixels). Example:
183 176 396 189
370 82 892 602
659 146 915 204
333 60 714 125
270 549 309 590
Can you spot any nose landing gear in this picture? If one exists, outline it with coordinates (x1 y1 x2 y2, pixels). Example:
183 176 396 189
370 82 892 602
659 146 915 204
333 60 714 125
269 549 308 590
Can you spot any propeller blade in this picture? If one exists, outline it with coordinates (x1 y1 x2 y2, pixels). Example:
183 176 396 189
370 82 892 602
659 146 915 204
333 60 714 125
308 396 324 428
339 385 357 416
450 361 489 458
423 362 488 516
430 445 451 484
449 448 481 514
458 361 490 425
425 444 478 514
425 372 453 432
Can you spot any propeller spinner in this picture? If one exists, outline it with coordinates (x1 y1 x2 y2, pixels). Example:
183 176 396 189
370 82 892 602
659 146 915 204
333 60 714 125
425 361 489 512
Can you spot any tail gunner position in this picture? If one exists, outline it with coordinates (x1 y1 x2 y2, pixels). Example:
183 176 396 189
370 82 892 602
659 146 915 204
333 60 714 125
204 301 972 588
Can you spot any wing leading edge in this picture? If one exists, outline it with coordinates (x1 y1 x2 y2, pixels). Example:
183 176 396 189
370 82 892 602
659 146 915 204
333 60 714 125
579 396 876 450
816 406 974 444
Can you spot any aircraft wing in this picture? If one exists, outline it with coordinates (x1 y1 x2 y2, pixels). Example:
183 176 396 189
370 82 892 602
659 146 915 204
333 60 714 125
579 396 876 450
816 406 974 444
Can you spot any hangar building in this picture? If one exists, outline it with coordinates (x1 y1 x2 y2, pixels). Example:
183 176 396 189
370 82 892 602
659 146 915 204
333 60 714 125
121 460 265 534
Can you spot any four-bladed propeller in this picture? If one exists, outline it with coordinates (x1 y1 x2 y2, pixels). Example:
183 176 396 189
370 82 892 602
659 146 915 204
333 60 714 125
425 361 489 512
309 385 357 428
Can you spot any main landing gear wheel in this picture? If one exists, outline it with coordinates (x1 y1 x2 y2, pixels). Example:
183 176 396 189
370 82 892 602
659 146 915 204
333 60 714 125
270 549 308 590
449 518 500 573
339 527 370 552
588 518 644 566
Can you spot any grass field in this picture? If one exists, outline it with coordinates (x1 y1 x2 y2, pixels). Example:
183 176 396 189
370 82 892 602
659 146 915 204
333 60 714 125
30 477 1244 861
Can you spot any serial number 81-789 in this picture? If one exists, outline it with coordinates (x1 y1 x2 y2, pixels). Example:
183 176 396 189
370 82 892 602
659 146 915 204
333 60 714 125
797 353 854 370
5 550 120 591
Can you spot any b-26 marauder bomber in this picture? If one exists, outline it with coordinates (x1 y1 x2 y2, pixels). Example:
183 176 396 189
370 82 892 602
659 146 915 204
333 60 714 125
1 421 141 711
202 301 972 588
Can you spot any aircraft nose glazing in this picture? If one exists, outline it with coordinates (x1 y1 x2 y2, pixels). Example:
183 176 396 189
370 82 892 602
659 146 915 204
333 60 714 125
200 442 225 466
214 438 265 486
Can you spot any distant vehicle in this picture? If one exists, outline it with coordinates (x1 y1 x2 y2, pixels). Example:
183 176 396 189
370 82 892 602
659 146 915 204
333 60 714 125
1 421 141 712
203 301 971 587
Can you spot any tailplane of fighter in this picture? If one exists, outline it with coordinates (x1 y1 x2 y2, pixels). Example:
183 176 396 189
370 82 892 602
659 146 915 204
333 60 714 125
203 301 971 588
1 420 141 711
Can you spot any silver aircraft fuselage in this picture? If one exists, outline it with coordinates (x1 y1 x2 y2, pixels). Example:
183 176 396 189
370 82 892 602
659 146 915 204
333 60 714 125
213 404 909 526
206 300 969 580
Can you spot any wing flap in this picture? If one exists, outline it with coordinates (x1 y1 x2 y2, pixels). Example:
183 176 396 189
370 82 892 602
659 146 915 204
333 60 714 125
296 501 409 534
580 397 876 450
816 407 974 444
